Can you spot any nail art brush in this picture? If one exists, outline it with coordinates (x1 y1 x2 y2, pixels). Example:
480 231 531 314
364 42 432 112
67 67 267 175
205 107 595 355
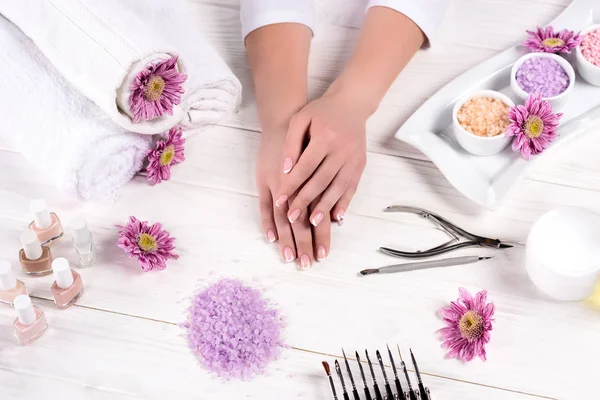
410 349 430 400
355 351 373 400
335 360 351 400
360 256 491 276
365 350 384 400
322 361 338 400
387 344 407 400
397 345 418 400
342 349 361 400
376 350 394 400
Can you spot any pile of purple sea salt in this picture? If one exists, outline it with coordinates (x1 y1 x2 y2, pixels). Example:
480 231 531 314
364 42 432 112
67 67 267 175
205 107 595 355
515 57 570 97
184 278 285 380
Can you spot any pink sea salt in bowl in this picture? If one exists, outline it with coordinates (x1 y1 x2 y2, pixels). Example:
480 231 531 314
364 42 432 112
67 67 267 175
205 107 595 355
452 90 515 156
575 24 600 87
510 52 575 111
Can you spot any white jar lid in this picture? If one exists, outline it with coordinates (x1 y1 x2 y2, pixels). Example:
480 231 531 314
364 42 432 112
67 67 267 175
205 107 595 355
526 207 600 301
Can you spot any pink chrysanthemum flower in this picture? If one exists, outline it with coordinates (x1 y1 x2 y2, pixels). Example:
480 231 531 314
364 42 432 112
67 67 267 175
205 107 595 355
506 93 562 160
116 216 179 271
146 126 186 185
129 56 187 123
522 26 583 54
438 288 495 362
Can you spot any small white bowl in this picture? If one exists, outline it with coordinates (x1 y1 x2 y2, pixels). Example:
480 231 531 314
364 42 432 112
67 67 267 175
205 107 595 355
452 90 514 157
510 52 575 111
575 24 600 87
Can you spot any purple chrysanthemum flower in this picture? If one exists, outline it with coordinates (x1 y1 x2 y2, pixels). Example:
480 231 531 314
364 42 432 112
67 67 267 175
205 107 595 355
506 93 562 160
438 288 495 362
129 56 187 123
116 216 178 271
146 126 186 185
522 26 583 54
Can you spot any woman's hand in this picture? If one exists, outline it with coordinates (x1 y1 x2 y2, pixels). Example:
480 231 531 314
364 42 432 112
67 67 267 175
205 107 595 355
257 124 331 269
274 89 368 227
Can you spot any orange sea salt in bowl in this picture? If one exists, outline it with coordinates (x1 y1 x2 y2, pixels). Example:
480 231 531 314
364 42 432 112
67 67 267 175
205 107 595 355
452 90 515 156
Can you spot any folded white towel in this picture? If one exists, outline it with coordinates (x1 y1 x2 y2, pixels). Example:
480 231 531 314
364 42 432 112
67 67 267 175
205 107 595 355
0 0 241 135
0 16 152 200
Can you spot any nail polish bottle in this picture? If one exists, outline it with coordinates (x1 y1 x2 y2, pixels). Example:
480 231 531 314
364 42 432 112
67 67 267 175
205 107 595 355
19 230 53 276
71 217 95 268
51 258 84 309
29 199 63 246
13 294 47 345
0 260 27 305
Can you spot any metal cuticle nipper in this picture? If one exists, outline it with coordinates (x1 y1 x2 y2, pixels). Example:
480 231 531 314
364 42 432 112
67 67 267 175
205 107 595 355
380 205 514 259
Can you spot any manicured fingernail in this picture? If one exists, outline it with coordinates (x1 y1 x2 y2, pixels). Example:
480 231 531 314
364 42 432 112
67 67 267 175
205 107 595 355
336 209 345 226
311 212 324 227
283 247 295 263
275 195 288 208
266 230 276 243
299 254 312 270
317 246 327 261
283 157 293 174
288 208 301 223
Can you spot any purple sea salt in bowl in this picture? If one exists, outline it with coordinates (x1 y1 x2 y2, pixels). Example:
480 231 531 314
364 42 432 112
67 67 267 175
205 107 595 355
183 278 285 380
510 52 575 110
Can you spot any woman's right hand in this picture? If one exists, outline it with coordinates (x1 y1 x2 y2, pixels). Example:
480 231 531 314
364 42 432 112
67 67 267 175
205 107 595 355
257 124 331 270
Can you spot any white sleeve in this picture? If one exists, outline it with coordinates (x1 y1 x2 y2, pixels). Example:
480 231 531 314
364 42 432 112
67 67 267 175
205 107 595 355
240 0 315 40
367 0 449 46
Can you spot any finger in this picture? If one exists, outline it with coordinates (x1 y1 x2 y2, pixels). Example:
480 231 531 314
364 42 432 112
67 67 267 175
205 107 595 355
312 205 331 262
331 169 362 225
286 155 345 223
282 112 311 174
309 162 356 226
290 203 314 271
273 202 296 263
274 139 329 208
258 186 277 243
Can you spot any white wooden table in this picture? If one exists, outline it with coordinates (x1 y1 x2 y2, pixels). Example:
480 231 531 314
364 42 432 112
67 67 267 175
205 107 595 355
1 1 599 399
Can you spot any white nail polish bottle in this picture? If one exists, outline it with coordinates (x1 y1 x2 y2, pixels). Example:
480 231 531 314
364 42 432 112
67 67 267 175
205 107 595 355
71 217 95 268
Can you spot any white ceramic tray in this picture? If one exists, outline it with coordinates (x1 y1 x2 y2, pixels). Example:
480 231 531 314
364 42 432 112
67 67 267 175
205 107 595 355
396 0 600 210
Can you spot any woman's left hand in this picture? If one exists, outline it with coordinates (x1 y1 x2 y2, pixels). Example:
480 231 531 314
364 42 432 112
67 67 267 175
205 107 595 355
274 89 369 227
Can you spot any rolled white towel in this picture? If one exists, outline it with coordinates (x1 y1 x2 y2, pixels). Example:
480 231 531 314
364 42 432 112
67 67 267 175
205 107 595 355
0 0 241 135
0 16 152 200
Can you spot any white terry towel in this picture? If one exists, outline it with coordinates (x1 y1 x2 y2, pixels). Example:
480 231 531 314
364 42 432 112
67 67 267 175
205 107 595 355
0 15 152 200
0 0 241 135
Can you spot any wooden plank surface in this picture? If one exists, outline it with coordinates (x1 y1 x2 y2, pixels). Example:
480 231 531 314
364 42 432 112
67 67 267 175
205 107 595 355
1 0 599 399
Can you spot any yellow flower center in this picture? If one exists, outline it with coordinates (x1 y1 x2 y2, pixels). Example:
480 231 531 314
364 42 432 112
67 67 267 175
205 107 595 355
459 310 484 341
541 38 565 48
144 75 165 102
160 145 175 166
525 116 544 139
137 233 158 252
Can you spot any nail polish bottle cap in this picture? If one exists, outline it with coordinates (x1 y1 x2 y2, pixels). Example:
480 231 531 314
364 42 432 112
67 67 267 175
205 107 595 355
52 258 74 289
71 217 91 248
21 230 43 260
0 260 17 291
30 199 52 229
14 294 36 326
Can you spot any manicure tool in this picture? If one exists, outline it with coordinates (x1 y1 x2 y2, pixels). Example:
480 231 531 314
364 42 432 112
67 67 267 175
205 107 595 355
387 345 407 400
410 349 431 400
355 351 373 400
376 350 395 399
380 206 513 258
335 360 351 400
322 361 338 400
365 350 384 400
360 256 491 275
397 346 418 400
342 349 361 400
